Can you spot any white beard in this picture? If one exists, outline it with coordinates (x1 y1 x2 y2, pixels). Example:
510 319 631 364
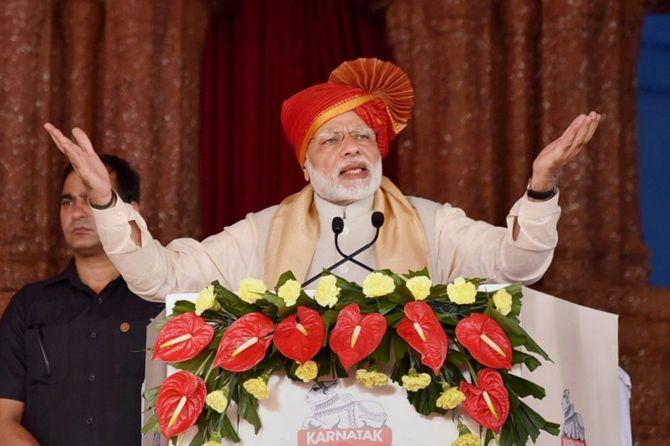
305 156 382 205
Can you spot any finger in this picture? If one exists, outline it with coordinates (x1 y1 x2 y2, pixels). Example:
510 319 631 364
567 115 594 152
563 142 587 164
564 121 596 162
564 115 601 163
72 127 96 154
558 114 586 151
45 124 79 154
44 123 67 153
582 115 600 143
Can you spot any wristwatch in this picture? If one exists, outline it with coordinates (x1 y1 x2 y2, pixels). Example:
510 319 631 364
89 191 118 210
526 179 558 200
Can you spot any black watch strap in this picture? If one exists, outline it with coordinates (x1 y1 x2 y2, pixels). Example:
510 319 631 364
89 191 118 210
526 180 558 200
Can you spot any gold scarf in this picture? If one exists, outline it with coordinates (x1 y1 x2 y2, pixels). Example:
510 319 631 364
263 177 430 287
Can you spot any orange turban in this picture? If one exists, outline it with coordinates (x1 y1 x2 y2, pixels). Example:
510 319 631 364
281 58 414 166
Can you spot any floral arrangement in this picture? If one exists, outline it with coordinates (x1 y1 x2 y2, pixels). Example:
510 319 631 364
142 270 559 446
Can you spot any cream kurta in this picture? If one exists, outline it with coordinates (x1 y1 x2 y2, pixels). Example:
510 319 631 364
92 191 561 302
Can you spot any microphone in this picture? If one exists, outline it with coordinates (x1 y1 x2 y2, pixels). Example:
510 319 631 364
332 217 344 235
371 211 384 228
302 212 385 287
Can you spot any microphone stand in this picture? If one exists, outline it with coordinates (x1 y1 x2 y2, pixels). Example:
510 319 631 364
301 212 384 288
334 229 374 273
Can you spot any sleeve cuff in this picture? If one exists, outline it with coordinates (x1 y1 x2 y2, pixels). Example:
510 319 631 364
511 191 561 219
89 191 131 226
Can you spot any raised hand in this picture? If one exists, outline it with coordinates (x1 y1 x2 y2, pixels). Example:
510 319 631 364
44 123 113 205
531 111 601 191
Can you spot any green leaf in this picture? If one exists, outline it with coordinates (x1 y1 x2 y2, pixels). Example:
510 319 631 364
142 385 161 410
259 293 287 314
498 393 560 445
445 349 468 367
369 332 391 363
172 299 196 315
188 427 206 446
436 313 459 325
376 298 398 315
238 391 262 433
404 372 444 416
141 413 159 435
505 283 523 318
219 413 241 443
501 371 546 399
322 309 339 327
441 362 465 387
430 284 447 298
391 333 409 363
170 349 213 374
484 429 496 445
332 273 363 293
335 289 368 307
403 267 430 280
518 399 560 436
385 312 404 327
213 281 257 317
274 271 298 290
512 350 542 372
488 308 551 361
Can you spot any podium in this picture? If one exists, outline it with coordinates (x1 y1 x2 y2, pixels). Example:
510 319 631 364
143 286 622 445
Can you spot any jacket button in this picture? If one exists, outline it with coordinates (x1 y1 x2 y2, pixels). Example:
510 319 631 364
86 417 94 425
88 373 96 382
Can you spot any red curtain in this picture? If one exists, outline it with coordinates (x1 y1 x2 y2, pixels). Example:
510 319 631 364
200 0 393 236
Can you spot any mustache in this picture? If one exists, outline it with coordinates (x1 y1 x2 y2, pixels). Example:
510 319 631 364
337 156 371 171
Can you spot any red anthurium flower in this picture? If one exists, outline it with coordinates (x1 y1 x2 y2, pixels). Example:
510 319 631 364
460 368 510 433
213 312 274 372
156 371 207 438
329 304 387 370
153 312 215 362
273 306 325 364
396 301 448 375
455 313 512 369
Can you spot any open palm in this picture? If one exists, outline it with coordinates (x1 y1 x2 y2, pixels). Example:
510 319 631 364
44 123 113 204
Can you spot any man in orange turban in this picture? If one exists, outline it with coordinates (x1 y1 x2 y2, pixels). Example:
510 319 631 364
44 58 600 299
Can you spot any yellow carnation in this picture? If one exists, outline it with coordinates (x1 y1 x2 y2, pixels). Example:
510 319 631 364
238 278 267 304
492 288 513 316
401 369 431 392
295 360 319 382
363 272 395 298
278 279 301 306
195 285 219 315
355 369 389 389
452 433 480 446
436 387 466 410
447 277 477 304
315 275 340 308
243 377 269 400
406 275 432 300
205 388 229 413
203 442 221 446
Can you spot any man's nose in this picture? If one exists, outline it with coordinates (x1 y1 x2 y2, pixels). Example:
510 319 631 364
71 200 89 219
339 132 360 156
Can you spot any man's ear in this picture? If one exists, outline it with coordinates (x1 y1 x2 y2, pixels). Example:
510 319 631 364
130 201 140 212
303 166 310 182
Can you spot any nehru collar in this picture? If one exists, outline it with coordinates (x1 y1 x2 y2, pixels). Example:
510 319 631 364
313 192 374 222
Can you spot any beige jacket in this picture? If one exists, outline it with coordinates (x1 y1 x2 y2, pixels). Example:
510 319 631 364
92 191 560 302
